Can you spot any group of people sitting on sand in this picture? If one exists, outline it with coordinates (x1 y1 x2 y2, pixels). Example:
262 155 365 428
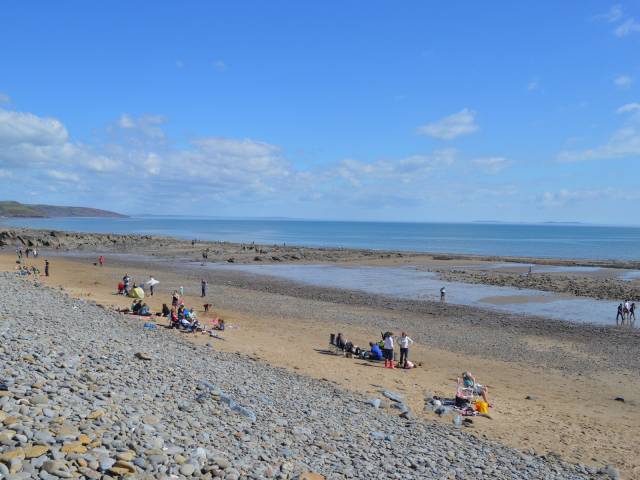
331 331 416 369
616 300 636 326
116 282 226 336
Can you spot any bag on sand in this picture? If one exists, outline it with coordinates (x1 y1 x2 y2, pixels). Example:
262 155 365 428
455 396 469 408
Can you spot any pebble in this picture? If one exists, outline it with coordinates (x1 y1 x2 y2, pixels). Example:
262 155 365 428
0 273 597 480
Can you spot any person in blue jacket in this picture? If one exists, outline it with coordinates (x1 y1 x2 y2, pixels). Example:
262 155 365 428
369 342 384 360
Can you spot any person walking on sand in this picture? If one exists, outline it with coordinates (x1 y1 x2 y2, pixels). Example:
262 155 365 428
99 255 104 267
179 285 184 297
398 332 414 368
44 260 50 277
201 279 207 297
440 286 446 303
630 303 636 325
383 332 395 369
617 303 625 325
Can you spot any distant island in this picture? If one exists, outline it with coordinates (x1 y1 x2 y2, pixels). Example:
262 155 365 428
0 201 127 218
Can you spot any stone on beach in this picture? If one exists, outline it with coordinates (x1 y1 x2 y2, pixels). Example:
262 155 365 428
0 272 602 479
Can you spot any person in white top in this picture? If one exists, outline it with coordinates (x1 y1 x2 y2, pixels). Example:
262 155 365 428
382 332 395 369
398 332 414 368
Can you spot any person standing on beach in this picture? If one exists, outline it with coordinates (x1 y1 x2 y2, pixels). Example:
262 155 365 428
44 260 49 277
383 332 395 369
398 332 414 368
99 255 104 267
148 276 157 296
617 303 624 325
123 274 130 295
172 290 180 308
179 285 184 297
201 279 207 297
440 286 446 303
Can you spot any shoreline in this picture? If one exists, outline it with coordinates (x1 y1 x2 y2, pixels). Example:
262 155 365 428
2 252 639 477
3 225 640 268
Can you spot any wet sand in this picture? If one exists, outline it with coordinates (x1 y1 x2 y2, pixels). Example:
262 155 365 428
3 251 639 478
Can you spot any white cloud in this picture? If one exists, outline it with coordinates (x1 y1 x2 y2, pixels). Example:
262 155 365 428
540 188 639 208
115 113 166 141
0 107 122 181
594 5 623 23
472 157 511 174
614 75 633 88
46 170 80 182
614 17 640 36
213 60 227 72
417 108 479 140
0 108 68 146
335 149 456 187
0 93 10 104
558 125 640 162
617 103 640 114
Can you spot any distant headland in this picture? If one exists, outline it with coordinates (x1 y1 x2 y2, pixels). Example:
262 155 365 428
0 201 126 218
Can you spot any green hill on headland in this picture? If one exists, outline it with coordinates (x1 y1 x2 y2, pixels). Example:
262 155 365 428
0 201 126 218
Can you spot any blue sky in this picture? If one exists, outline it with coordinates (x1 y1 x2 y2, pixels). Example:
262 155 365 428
1 1 639 223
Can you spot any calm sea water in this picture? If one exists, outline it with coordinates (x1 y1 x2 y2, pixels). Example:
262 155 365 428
207 264 617 325
2 217 640 261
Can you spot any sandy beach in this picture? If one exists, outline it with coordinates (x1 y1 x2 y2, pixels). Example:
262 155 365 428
2 231 639 478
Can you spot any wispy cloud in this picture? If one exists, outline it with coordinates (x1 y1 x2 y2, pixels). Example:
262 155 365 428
614 75 633 88
0 93 10 104
558 104 640 162
417 108 479 140
617 103 640 114
46 170 80 182
115 113 167 141
540 188 639 208
594 5 640 37
527 79 540 91
614 17 640 37
558 126 640 162
472 157 511 174
213 60 227 72
334 149 456 187
594 4 623 23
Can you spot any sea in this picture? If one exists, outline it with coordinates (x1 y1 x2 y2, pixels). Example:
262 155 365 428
2 216 640 261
